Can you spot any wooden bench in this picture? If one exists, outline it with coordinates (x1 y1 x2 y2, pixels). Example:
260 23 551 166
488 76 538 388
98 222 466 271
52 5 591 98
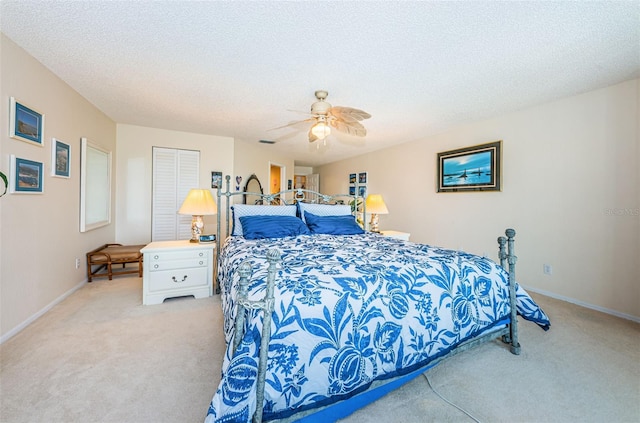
86 243 145 282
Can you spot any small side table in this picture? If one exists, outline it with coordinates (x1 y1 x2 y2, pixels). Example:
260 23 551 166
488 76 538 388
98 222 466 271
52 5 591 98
380 230 411 241
141 240 214 305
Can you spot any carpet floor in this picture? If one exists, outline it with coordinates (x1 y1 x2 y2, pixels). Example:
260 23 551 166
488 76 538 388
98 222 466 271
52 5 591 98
1 276 638 423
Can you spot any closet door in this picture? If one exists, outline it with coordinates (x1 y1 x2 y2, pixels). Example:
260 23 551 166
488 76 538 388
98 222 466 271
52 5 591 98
152 147 199 241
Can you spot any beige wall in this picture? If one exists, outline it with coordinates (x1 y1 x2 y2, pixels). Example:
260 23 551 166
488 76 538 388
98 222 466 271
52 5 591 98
318 79 640 321
115 124 234 245
233 140 295 200
1 35 295 341
1 34 117 340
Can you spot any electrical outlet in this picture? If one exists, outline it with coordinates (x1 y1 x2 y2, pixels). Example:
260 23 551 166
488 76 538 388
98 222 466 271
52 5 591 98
75 258 81 269
543 264 552 275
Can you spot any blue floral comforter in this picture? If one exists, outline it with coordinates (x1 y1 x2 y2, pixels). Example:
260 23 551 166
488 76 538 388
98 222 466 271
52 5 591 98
206 233 550 423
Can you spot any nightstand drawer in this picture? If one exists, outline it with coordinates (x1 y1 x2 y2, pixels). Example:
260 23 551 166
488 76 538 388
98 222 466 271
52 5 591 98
148 257 208 272
147 267 209 292
147 249 208 264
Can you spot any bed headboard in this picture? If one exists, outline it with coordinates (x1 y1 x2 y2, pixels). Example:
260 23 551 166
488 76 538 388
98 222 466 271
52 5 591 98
214 174 366 280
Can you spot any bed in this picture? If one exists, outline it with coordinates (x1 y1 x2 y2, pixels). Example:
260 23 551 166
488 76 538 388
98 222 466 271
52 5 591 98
205 176 550 423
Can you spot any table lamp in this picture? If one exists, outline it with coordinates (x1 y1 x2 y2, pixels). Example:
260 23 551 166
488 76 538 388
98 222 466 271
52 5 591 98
365 194 388 233
178 189 217 242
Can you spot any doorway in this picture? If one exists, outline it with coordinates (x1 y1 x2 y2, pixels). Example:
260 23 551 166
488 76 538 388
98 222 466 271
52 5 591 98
269 163 285 202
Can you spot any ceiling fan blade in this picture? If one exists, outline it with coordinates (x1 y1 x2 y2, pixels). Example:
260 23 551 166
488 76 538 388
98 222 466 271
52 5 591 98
328 106 371 122
329 119 367 137
269 118 314 131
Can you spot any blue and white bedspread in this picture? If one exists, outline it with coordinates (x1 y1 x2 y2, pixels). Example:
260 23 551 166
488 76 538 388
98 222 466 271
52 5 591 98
206 233 550 423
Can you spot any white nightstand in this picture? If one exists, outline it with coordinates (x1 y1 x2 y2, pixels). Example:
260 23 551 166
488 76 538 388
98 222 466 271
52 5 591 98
380 230 411 241
141 240 214 305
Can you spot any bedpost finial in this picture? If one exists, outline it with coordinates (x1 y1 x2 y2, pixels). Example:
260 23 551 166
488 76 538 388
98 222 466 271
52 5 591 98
505 228 516 238
238 262 253 279
266 248 281 262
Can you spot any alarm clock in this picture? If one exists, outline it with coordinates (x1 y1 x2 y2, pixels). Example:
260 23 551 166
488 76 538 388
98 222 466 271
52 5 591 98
199 234 216 243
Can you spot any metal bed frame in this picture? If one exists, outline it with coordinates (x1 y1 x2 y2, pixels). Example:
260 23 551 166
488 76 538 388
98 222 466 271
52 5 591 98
214 175 520 423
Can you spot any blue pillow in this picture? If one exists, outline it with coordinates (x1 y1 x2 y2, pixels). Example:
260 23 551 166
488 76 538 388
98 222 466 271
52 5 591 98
239 215 310 239
297 202 352 223
304 211 364 235
231 204 297 236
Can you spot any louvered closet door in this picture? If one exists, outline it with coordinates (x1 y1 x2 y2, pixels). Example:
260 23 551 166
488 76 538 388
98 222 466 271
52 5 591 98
152 147 200 241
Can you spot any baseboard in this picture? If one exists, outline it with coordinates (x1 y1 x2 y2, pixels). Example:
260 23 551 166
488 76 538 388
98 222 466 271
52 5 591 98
523 285 640 324
0 279 87 345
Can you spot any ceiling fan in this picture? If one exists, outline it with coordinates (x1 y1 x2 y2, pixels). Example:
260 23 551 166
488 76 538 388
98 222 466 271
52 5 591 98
274 90 371 143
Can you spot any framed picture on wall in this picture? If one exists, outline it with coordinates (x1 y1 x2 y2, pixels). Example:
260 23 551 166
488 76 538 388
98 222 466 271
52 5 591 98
349 185 356 196
349 173 357 185
211 171 222 189
9 97 44 146
51 138 71 178
10 155 44 194
358 172 368 184
437 140 502 192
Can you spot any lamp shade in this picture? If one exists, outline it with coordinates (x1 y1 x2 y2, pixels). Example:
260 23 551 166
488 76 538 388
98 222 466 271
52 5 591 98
365 194 389 214
178 189 217 215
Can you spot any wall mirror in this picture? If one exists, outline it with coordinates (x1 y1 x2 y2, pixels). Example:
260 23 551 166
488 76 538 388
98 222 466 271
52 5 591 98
80 137 112 232
243 174 264 204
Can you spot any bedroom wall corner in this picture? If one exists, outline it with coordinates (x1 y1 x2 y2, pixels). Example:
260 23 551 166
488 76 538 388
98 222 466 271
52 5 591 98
0 33 117 342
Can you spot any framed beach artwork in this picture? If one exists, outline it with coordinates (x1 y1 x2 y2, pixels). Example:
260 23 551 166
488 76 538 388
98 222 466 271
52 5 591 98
437 141 502 192
10 97 44 146
51 138 71 178
10 155 44 194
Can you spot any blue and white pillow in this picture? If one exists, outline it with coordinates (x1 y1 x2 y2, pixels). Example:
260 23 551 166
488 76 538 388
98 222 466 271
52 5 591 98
297 203 351 223
231 204 297 236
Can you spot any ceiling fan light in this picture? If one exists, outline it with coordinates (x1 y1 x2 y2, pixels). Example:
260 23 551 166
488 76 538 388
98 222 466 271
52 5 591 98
311 122 331 140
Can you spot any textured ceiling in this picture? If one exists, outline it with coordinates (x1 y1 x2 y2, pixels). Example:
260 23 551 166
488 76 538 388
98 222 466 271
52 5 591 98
1 1 639 166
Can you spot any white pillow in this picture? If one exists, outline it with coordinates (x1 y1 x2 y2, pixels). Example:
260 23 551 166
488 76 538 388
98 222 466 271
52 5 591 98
231 204 297 236
297 203 352 223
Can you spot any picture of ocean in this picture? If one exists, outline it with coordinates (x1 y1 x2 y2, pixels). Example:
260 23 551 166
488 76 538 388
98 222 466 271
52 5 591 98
442 150 492 186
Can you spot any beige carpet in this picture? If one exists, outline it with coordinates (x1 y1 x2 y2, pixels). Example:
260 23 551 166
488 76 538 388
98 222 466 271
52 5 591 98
1 276 638 423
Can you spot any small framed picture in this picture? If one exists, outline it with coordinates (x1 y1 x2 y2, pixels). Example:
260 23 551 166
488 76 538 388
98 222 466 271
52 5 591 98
9 97 44 146
349 185 356 196
358 185 367 198
287 179 292 190
51 138 71 178
358 172 368 184
349 173 357 184
10 155 44 194
211 171 222 189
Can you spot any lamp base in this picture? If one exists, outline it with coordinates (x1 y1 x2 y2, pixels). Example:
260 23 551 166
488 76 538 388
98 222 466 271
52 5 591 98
190 215 204 243
369 214 380 233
